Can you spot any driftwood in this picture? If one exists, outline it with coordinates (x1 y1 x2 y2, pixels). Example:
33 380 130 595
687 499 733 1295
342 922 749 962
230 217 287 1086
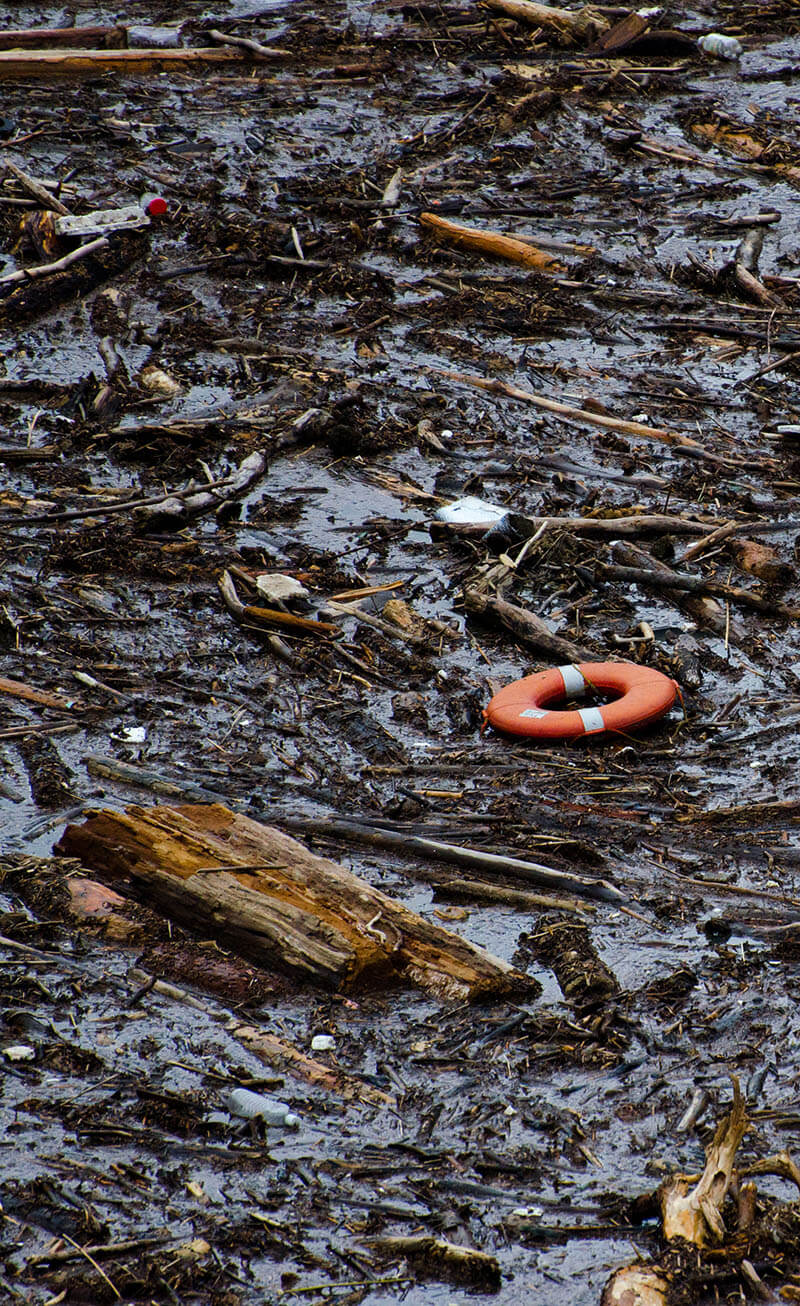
437 368 711 452
134 451 267 529
464 588 593 662
0 47 247 78
56 803 533 1000
600 558 800 620
419 211 564 271
0 235 109 287
609 539 744 641
368 1235 501 1287
437 876 594 916
0 674 82 711
228 1023 395 1108
206 29 289 60
219 570 337 639
481 0 608 42
2 157 70 213
733 227 785 309
281 816 626 905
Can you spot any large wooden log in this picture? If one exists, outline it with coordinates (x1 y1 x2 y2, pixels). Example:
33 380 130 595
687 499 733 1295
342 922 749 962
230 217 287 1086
56 803 535 1001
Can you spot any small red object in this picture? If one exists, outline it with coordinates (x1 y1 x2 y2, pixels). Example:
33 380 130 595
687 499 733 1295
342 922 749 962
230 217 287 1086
142 194 167 216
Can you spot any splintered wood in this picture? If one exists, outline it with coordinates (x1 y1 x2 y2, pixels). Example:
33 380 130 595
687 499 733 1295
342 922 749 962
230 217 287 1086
56 803 533 1000
602 1081 758 1306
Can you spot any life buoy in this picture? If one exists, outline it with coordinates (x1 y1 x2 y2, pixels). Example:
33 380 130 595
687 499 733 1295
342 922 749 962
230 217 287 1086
484 661 678 740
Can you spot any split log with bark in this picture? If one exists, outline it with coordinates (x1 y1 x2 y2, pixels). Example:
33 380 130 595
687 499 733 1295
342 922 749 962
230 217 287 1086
56 803 534 1000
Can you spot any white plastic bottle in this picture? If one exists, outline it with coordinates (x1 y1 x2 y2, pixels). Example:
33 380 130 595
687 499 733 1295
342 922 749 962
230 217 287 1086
698 33 743 59
226 1087 300 1128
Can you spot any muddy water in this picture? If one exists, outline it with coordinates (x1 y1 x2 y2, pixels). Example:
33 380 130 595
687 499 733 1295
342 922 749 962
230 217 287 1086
2 0 800 1302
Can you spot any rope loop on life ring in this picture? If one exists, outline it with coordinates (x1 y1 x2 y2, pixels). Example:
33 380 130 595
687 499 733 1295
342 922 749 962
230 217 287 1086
483 661 679 740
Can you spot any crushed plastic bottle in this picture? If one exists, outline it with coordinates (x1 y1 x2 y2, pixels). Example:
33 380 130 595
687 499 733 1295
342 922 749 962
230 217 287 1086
697 32 743 59
55 204 151 239
226 1087 300 1128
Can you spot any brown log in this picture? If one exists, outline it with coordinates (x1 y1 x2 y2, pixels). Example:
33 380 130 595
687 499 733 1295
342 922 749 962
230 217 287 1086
56 803 533 1000
0 47 246 78
0 674 81 711
0 26 126 49
420 211 564 271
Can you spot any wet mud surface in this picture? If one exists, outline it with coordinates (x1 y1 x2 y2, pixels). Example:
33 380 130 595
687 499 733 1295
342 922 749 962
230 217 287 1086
3 0 800 1301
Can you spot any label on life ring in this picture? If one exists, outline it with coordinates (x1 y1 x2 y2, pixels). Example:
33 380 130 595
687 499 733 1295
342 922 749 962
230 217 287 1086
577 706 605 733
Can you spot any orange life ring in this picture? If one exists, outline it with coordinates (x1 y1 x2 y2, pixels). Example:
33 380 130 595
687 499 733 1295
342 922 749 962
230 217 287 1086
484 661 678 740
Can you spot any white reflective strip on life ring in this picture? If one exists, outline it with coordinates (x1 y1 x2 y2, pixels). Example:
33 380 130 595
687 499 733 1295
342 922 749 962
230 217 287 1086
520 707 549 719
578 706 605 734
558 664 586 696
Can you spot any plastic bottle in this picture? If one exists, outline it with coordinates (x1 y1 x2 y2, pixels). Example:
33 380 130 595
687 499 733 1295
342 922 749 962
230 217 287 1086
698 33 743 59
225 1087 300 1128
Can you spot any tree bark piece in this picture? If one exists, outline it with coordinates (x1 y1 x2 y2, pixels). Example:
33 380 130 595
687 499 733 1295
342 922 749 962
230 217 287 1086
56 803 533 1000
526 914 620 1009
419 211 564 271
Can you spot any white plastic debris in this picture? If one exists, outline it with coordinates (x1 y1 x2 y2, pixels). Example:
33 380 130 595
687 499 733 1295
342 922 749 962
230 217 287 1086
698 33 743 59
310 1034 336 1053
4 1044 35 1062
226 1087 300 1128
55 205 151 238
254 573 310 605
435 496 507 526
119 726 146 744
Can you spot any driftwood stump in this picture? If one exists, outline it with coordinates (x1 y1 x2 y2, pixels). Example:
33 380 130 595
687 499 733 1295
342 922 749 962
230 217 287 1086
56 803 536 1000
